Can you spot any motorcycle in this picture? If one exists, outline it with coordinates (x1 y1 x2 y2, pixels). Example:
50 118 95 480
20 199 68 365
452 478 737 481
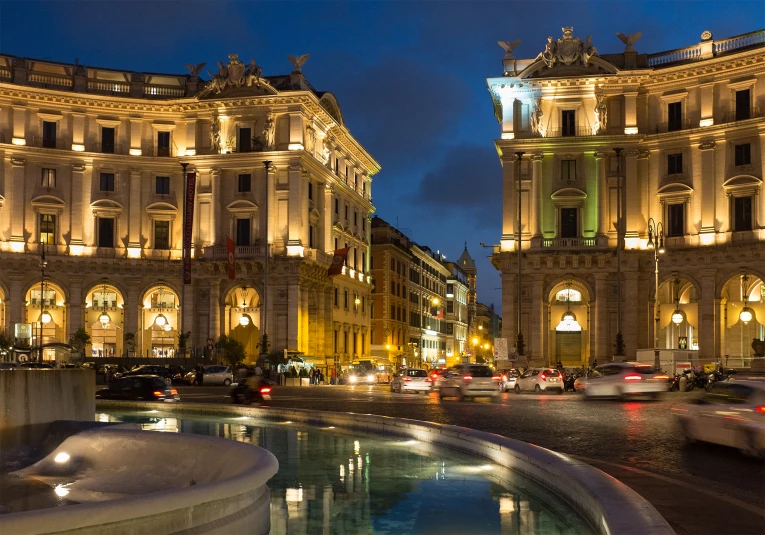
704 368 734 391
230 382 273 405
563 372 580 392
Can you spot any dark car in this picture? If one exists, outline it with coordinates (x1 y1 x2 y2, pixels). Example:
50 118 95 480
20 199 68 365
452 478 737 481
17 362 55 369
95 375 180 402
0 362 18 370
122 365 177 385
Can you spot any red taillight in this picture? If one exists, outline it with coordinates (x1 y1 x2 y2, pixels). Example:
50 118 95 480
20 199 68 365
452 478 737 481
492 375 501 381
539 373 547 381
624 374 642 381
431 374 438 380
755 406 765 413
653 374 669 380
260 387 272 394
462 375 472 381
153 391 164 397
425 378 432 383
501 375 508 382
170 389 178 395
404 377 412 382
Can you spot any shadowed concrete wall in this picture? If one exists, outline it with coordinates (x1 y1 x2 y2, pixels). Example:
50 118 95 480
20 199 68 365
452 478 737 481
0 370 94 430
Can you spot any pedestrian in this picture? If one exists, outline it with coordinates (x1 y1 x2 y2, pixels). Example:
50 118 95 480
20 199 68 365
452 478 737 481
331 367 337 385
195 363 204 386
105 365 112 385
319 370 324 384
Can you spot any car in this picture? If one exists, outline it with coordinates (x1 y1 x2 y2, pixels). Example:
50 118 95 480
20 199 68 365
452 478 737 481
438 364 499 401
183 365 234 386
0 362 18 369
576 363 669 399
123 365 178 385
95 375 180 402
674 379 765 457
497 369 520 393
515 368 564 394
428 368 449 386
16 362 55 369
390 368 432 393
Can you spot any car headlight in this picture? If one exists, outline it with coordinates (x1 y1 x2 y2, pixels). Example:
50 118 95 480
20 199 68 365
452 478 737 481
349 376 357 383
367 374 375 383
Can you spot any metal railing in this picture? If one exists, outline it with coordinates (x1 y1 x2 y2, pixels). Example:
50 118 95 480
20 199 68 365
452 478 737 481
655 119 693 133
142 145 177 157
90 142 124 154
539 127 595 138
722 106 762 124
200 244 264 259
541 237 599 248
30 136 67 150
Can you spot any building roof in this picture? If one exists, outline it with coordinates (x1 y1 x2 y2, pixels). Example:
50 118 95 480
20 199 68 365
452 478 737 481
457 243 476 270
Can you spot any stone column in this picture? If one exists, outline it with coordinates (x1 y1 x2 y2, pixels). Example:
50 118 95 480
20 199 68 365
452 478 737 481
81 165 93 246
123 278 141 349
623 271 639 358
623 92 637 133
8 276 24 326
182 283 194 347
300 170 310 246
700 270 718 360
70 164 85 247
594 152 608 238
288 282 300 350
759 133 765 228
128 169 142 248
209 279 221 341
530 154 543 238
529 273 545 367
287 163 302 249
501 273 516 343
211 168 221 246
593 272 609 363
130 118 142 155
12 106 26 144
323 184 333 252
624 150 640 241
185 118 197 155
266 165 275 244
9 158 25 245
501 154 517 248
699 141 717 236
316 287 326 357
699 82 714 126
71 112 85 150
288 112 303 149
68 277 83 338
300 284 309 353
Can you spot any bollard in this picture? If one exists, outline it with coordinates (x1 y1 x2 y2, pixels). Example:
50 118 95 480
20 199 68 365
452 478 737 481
679 375 687 392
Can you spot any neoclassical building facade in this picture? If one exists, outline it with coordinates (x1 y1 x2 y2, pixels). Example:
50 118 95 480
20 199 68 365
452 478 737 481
488 28 765 367
0 53 378 364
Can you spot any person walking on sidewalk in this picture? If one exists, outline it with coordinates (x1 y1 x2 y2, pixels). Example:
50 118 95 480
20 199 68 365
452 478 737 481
330 367 337 385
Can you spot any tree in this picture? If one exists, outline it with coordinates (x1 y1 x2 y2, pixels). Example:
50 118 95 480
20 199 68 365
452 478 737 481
123 332 135 356
69 327 91 354
217 335 245 368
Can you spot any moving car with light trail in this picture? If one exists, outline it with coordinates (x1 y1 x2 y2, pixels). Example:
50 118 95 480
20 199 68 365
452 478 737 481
515 368 564 394
390 368 432 393
576 362 668 399
438 364 499 401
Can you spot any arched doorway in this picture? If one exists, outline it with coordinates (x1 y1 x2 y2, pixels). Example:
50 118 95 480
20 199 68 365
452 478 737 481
141 284 180 358
548 279 590 367
24 280 67 360
224 285 261 362
85 282 124 358
722 273 764 367
657 276 699 351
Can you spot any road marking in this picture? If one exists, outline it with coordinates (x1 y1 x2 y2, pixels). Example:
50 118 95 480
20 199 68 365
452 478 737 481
572 455 765 517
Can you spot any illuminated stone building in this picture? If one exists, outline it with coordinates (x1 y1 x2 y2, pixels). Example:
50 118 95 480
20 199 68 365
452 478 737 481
0 53 378 365
442 260 469 367
488 28 765 367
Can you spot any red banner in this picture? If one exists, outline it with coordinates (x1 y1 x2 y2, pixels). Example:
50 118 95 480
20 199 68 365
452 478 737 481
327 247 349 276
227 236 236 280
182 172 196 285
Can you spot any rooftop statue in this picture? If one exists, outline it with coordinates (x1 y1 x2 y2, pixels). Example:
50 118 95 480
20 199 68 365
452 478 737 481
287 54 310 74
536 27 599 68
616 32 643 53
184 62 206 80
497 40 522 60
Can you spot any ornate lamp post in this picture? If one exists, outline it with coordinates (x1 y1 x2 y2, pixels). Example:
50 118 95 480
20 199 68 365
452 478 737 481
38 241 50 362
613 148 624 359
260 161 272 357
740 274 753 324
647 217 665 370
515 151 526 359
98 282 111 357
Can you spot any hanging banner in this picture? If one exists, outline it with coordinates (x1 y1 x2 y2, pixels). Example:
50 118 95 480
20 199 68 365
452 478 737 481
183 171 196 284
327 247 349 276
227 236 236 280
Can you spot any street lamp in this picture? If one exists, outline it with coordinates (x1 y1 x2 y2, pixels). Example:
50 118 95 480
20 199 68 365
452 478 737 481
671 277 683 326
515 151 526 359
38 241 50 362
613 148 624 359
260 160 272 357
647 217 665 370
740 274 753 324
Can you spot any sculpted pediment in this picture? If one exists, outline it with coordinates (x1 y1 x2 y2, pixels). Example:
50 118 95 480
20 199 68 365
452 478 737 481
226 199 259 212
319 93 344 126
657 183 693 195
31 194 66 209
551 187 587 201
723 174 761 188
520 56 618 79
520 27 617 79
146 202 178 218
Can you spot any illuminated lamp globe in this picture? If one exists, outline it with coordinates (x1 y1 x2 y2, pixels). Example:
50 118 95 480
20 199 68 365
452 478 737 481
740 307 753 325
354 297 361 306
41 311 52 324
671 310 683 325
99 312 111 327
163 323 172 332
239 315 251 327
154 314 167 327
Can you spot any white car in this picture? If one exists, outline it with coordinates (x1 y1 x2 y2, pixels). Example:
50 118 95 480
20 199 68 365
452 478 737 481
438 364 499 401
390 368 432 393
184 365 233 386
497 369 519 393
674 379 765 457
576 362 668 399
515 368 564 394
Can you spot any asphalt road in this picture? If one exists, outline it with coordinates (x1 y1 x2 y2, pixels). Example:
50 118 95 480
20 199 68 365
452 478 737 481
173 384 765 535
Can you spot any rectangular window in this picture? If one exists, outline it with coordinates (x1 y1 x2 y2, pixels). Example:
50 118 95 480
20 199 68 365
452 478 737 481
39 214 56 244
101 127 115 153
667 153 683 174
41 168 56 188
334 288 339 307
734 196 753 232
157 131 170 157
345 205 349 221
238 173 251 192
667 203 684 237
334 330 338 352
354 211 358 226
343 332 348 354
362 252 366 271
561 110 576 136
309 224 315 248
42 121 57 148
334 199 339 215
734 144 751 166
236 218 250 246
238 127 251 152
334 158 339 175
390 305 395 319
100 173 115 192
155 176 170 195
154 220 170 250
447 301 454 314
735 89 751 121
560 207 578 238
344 290 349 309
561 160 576 181
308 182 313 200
98 218 114 248
668 102 682 131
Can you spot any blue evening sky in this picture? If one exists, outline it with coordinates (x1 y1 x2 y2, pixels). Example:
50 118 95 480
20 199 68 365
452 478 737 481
0 1 757 314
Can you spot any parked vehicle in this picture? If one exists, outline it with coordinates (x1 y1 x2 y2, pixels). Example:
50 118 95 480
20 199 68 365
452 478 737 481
346 359 392 384
183 365 234 386
17 362 54 369
674 379 765 457
563 371 581 392
576 363 669 399
95 375 180 402
429 368 449 386
123 365 178 385
704 368 735 391
0 362 18 369
515 368 564 394
497 369 520 393
230 379 272 404
390 368 432 393
438 364 499 401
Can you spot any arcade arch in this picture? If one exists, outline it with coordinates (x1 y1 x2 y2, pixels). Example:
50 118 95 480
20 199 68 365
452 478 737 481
85 282 124 358
656 276 700 351
224 285 261 361
548 279 590 366
24 280 67 357
721 273 764 365
140 284 180 358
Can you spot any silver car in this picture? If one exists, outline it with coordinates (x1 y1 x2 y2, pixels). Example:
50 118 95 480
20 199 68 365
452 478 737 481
390 368 432 393
438 364 499 401
576 363 668 399
184 365 233 386
515 368 564 394
497 369 519 393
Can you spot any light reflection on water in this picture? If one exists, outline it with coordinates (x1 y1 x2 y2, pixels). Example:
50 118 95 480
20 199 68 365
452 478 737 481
99 412 595 535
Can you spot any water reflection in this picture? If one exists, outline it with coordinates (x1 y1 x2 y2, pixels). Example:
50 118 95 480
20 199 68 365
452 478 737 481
96 413 594 534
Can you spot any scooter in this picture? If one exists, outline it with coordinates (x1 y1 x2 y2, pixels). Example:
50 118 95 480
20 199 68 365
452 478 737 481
230 382 272 404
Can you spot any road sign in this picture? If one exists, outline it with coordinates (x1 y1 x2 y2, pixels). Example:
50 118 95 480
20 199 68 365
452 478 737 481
494 338 508 360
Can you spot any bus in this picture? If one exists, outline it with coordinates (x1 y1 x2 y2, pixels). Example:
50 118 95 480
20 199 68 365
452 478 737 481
346 359 394 384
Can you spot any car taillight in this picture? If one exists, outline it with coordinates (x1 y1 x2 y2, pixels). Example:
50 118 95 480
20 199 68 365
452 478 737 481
755 406 765 413
153 391 164 397
431 374 437 380
404 377 412 382
653 374 669 380
624 374 642 381
169 389 178 395
539 373 547 381
501 375 508 381
463 375 472 382
492 375 501 381
260 387 272 394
